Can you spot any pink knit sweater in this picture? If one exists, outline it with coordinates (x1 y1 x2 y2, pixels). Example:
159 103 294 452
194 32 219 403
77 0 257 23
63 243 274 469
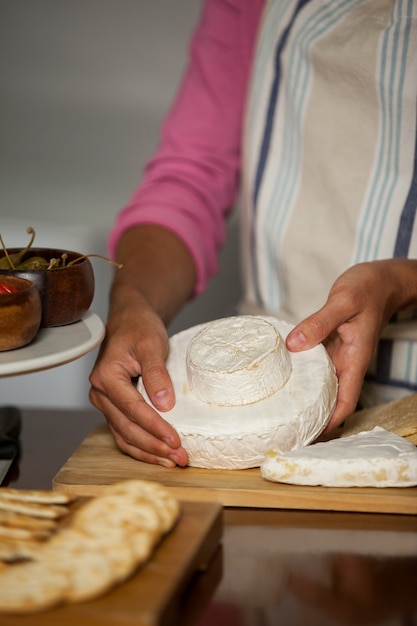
108 0 264 294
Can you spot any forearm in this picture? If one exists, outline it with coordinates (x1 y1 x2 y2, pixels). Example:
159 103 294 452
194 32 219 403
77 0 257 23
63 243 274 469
109 224 196 327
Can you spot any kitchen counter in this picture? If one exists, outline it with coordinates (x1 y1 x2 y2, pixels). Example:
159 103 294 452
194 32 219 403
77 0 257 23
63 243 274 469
2 407 417 626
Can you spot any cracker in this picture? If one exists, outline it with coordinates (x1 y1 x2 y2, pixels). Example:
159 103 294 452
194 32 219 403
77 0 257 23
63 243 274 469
0 498 69 519
41 527 132 603
341 393 417 444
107 480 180 532
0 538 43 562
0 480 180 613
0 509 58 532
0 487 72 505
128 529 156 562
74 494 163 535
0 560 69 613
0 525 50 541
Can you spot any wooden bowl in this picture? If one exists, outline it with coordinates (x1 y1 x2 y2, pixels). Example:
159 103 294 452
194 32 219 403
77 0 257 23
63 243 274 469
0 248 95 327
0 276 42 351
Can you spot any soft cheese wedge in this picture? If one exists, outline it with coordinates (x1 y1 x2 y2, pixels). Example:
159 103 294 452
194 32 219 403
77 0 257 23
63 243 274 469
261 426 417 487
138 316 338 469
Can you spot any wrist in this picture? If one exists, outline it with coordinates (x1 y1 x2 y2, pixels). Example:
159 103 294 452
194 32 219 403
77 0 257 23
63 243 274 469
385 259 417 313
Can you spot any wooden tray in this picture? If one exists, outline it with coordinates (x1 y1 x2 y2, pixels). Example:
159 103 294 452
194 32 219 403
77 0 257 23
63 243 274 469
53 425 417 515
0 500 222 626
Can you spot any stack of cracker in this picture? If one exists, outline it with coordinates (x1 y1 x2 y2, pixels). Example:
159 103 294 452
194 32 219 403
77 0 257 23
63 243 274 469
0 487 72 563
0 480 180 613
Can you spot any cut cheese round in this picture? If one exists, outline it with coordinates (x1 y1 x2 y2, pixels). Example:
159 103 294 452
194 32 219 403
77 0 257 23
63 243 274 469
261 426 417 487
137 316 338 470
186 316 292 406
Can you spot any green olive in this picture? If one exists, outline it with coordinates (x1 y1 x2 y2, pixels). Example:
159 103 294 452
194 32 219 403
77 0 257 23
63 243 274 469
16 256 49 270
0 226 123 273
0 227 36 269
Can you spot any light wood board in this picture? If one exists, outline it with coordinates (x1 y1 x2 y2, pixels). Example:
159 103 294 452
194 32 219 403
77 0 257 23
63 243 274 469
53 425 417 515
0 500 222 626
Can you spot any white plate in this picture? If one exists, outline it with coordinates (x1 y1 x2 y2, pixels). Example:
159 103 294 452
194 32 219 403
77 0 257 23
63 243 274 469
0 311 105 377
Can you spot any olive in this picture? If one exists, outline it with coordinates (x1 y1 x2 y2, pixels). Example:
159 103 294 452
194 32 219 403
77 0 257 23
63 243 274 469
16 256 49 270
0 227 35 269
0 226 123 272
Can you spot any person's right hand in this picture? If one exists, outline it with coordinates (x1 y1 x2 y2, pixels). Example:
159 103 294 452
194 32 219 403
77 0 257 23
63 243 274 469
89 295 188 468
89 224 196 468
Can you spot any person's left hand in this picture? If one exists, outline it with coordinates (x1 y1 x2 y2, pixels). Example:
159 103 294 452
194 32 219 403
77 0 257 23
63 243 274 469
286 259 417 432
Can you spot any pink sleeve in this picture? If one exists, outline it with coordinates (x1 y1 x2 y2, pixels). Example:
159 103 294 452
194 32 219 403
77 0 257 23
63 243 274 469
108 0 264 295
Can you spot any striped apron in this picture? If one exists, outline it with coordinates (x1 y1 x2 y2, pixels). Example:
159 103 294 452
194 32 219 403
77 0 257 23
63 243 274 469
239 0 417 406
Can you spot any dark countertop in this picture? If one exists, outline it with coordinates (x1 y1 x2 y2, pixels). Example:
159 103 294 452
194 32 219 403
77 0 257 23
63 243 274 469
2 407 417 626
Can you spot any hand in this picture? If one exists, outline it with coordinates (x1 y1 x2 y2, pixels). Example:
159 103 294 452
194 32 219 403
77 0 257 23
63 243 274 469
89 225 196 467
89 298 188 468
286 259 417 431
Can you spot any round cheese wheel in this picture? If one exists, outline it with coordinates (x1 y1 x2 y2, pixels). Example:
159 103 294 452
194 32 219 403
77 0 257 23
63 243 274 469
186 316 292 406
137 316 338 470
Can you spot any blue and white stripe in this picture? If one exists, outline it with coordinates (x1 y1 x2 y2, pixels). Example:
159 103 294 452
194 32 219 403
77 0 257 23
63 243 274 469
241 0 417 398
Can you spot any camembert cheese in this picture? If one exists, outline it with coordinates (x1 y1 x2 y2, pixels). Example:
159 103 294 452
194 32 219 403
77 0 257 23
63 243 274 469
138 315 338 470
261 426 417 487
186 316 292 406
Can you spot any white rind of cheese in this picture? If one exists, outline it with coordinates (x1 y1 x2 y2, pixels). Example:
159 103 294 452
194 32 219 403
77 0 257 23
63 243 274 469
186 316 292 406
261 426 417 487
137 316 338 470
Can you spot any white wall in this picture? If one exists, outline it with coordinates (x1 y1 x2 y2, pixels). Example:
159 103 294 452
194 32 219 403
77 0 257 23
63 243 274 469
0 1 241 408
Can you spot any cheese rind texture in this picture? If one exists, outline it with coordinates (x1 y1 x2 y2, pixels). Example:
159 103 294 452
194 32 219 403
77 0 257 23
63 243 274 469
261 427 417 487
137 316 338 469
186 316 292 406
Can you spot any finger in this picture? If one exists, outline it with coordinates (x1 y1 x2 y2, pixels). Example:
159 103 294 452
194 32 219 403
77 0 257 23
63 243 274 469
324 377 362 432
93 315 176 413
323 360 364 434
323 331 375 431
90 375 182 448
140 357 176 413
123 331 177 413
90 342 180 441
108 423 188 468
93 386 189 466
286 297 357 352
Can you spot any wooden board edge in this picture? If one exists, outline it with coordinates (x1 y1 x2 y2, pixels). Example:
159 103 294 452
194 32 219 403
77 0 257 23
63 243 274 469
52 423 417 516
53 478 417 516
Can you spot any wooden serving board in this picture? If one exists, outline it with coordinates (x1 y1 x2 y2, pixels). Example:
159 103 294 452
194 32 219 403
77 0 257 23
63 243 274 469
0 500 222 626
53 425 417 515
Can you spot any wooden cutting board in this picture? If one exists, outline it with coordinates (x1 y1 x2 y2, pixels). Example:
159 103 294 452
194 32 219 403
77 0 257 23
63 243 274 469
0 500 222 626
53 424 417 515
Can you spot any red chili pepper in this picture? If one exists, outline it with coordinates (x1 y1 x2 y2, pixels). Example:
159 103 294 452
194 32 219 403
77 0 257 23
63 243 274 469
0 283 18 294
